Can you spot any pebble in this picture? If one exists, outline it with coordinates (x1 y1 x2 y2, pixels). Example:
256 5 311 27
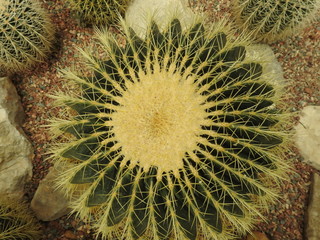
63 230 78 239
304 87 313 95
245 231 270 240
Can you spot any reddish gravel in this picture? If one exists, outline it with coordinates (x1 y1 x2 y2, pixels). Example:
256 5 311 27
10 0 320 239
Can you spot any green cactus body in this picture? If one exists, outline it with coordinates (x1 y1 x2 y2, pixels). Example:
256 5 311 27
50 18 290 240
66 0 131 26
0 197 41 239
0 0 54 74
232 0 320 42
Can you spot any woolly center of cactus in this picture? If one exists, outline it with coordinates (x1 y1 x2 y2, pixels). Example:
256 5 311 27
112 70 206 174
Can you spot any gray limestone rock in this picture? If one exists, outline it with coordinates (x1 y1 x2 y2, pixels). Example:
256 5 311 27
246 44 285 87
305 173 320 240
0 77 32 198
295 106 320 170
31 166 71 221
0 76 25 125
125 0 195 38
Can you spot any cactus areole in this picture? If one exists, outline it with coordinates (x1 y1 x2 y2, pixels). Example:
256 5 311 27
52 18 289 240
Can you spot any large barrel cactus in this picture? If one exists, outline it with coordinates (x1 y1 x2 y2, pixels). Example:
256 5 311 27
66 0 131 26
232 0 320 43
0 0 54 74
50 17 290 240
0 197 41 239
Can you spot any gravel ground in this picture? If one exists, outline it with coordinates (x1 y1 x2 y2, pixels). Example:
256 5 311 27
10 0 320 239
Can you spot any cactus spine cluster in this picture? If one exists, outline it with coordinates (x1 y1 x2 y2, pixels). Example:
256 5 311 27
66 0 131 26
0 0 54 74
232 0 320 43
50 17 289 240
0 197 41 239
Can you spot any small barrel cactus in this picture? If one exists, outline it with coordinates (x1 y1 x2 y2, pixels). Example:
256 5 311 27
50 17 290 240
0 197 41 239
66 0 131 26
0 0 54 74
231 0 320 43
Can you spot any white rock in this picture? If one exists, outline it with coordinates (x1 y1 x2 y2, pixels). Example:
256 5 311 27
0 77 33 198
246 44 285 87
125 0 195 38
31 166 71 221
305 173 320 240
0 76 25 125
295 106 320 170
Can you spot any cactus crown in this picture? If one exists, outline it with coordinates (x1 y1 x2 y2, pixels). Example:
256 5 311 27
66 0 131 26
0 0 54 74
50 17 289 240
0 197 41 240
232 0 320 42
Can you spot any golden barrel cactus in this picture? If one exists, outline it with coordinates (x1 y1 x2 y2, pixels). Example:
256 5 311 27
0 197 41 240
0 0 54 74
50 17 290 240
231 0 320 43
66 0 131 26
